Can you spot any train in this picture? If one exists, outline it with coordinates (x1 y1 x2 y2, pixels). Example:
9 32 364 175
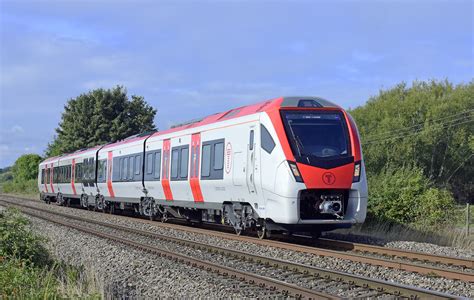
38 96 367 238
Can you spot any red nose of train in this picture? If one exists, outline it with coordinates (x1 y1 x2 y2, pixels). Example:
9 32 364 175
279 101 362 189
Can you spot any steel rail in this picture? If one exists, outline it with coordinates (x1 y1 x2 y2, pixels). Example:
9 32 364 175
3 202 333 300
314 238 474 269
0 199 460 300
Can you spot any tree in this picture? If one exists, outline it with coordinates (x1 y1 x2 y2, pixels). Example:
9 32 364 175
11 154 42 183
350 80 473 204
46 86 156 156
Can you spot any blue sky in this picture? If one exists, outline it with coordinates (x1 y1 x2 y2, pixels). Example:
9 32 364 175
0 0 472 167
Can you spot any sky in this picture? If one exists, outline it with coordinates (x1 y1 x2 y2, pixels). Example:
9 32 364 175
0 0 472 167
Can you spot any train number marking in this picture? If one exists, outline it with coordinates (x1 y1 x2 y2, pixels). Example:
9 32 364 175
225 142 232 174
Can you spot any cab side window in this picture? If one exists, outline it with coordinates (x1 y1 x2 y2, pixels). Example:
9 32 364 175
261 124 275 154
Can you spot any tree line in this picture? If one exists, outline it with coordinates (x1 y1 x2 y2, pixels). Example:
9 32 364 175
2 81 472 230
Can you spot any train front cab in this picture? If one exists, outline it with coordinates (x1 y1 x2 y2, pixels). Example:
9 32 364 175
262 98 368 234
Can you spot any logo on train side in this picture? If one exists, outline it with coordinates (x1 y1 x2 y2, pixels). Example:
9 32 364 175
322 172 336 185
225 142 232 174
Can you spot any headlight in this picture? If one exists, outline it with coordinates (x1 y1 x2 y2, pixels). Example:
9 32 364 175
353 161 361 182
288 161 304 183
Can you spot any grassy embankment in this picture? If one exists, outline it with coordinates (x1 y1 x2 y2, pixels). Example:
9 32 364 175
0 207 102 299
337 205 473 249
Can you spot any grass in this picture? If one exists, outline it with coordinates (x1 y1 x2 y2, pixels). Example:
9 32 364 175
335 216 473 249
0 179 38 197
0 207 103 299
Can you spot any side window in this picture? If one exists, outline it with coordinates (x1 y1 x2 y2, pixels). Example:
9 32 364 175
83 160 87 181
213 142 224 170
261 124 275 154
41 169 44 184
97 160 107 183
118 158 123 180
121 158 127 180
76 163 82 183
90 158 95 180
201 139 225 180
146 153 153 174
171 145 189 180
45 169 49 184
129 156 134 179
249 130 254 150
171 149 179 179
201 144 211 177
135 155 141 175
180 147 189 179
154 152 161 179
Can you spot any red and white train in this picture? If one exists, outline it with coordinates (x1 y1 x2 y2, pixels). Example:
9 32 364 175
38 96 367 238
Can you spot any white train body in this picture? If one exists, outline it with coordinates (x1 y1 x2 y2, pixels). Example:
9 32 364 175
39 97 368 235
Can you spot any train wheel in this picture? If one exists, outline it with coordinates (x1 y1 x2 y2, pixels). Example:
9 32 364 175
257 227 267 239
57 193 64 206
161 213 168 223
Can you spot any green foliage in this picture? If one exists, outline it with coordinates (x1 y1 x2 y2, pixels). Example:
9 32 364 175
0 167 13 182
0 208 102 299
46 85 157 156
351 80 473 203
11 154 42 183
0 258 58 299
0 208 51 267
368 167 455 228
1 179 38 195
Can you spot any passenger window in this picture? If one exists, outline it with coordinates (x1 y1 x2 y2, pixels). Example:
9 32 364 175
135 155 141 175
201 139 225 180
180 147 189 179
214 142 224 170
171 149 179 179
201 144 211 177
118 158 123 180
249 130 254 150
129 156 134 179
154 152 161 179
147 153 153 174
261 124 276 154
122 158 127 180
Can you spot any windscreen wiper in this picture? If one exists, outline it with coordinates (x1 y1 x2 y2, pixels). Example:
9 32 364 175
287 121 303 157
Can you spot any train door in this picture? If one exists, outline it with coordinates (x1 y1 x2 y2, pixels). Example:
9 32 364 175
246 127 257 194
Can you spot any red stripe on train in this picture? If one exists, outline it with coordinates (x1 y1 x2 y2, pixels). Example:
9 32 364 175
71 159 77 195
190 133 204 202
161 139 173 200
107 151 115 198
44 166 48 193
50 163 55 193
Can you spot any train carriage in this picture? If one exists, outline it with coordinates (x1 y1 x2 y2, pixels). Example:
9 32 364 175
38 96 367 238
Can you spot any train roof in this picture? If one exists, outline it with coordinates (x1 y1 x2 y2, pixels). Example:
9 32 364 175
41 96 339 161
150 96 339 138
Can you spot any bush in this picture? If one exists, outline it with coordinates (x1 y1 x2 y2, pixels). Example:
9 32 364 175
0 208 51 267
0 208 102 299
0 258 58 299
1 179 39 195
367 166 456 229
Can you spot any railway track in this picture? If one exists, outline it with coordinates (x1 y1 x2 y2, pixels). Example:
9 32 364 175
2 195 473 283
0 198 462 299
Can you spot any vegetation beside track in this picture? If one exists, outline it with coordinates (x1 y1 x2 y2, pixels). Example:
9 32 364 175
0 207 102 299
350 80 473 231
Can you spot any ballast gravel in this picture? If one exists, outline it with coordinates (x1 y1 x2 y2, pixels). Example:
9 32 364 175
21 214 281 298
1 197 473 298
